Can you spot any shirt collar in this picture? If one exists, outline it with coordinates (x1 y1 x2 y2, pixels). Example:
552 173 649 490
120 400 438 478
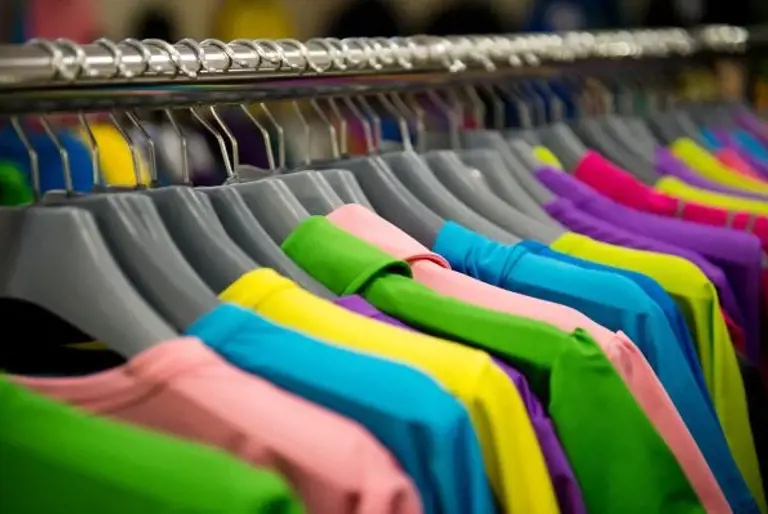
327 204 450 269
283 216 412 296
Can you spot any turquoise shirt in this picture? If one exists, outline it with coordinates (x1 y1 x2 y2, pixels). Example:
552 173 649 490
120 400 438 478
187 303 495 514
433 222 756 512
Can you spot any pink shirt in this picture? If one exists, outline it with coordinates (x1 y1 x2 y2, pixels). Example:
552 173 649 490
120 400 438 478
328 204 730 513
13 338 422 514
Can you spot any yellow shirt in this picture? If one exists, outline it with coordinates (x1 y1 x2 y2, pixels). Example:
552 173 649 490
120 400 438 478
221 268 559 514
552 232 766 512
671 138 768 195
656 176 768 216
533 146 564 170
76 124 150 186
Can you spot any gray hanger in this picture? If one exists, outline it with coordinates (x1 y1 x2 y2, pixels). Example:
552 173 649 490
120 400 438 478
623 116 662 148
140 107 258 294
536 123 588 171
320 168 374 208
425 150 563 243
428 87 561 225
378 92 519 244
646 111 688 145
506 129 541 146
0 117 177 357
306 94 443 248
570 118 660 184
601 115 657 159
507 139 544 171
44 112 219 333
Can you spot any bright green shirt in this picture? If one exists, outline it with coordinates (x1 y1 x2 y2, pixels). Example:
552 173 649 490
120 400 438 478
552 232 766 512
0 376 304 514
283 216 704 514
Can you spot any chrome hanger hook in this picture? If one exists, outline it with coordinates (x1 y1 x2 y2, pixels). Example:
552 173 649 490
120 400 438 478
125 111 159 187
25 38 74 81
354 96 381 153
108 110 144 189
53 38 90 79
377 92 413 152
343 96 375 155
291 101 312 165
309 98 340 159
227 39 266 71
119 38 153 78
190 106 235 180
209 105 240 174
163 108 191 185
142 38 197 78
279 39 332 74
40 115 74 195
10 117 40 202
201 38 246 72
258 103 286 169
239 104 276 171
94 38 131 79
325 97 348 156
77 112 103 190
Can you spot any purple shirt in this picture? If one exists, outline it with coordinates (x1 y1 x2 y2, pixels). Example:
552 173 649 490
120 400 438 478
537 168 762 356
334 294 587 514
655 147 768 202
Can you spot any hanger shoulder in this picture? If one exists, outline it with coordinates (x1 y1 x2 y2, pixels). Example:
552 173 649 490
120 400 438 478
0 207 177 356
318 169 374 209
231 179 309 245
279 171 345 215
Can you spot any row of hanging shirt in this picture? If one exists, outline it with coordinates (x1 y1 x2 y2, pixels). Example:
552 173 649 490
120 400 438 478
1 60 768 514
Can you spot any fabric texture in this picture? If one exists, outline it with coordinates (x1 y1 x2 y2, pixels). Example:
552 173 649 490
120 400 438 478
216 267 555 514
187 302 469 514
335 294 587 514
539 166 763 356
0 375 303 514
671 138 768 194
12 338 417 514
551 231 765 513
284 216 705 514
328 203 729 513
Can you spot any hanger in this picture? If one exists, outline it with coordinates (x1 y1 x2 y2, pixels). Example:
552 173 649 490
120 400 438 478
43 111 219 332
197 103 336 298
377 90 519 243
420 89 563 243
304 91 443 248
457 85 566 225
133 106 257 294
278 99 345 215
0 114 177 357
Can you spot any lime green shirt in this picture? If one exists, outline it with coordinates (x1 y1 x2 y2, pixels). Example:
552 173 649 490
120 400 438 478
552 232 765 512
0 376 303 514
656 176 768 216
283 216 703 514
671 138 768 195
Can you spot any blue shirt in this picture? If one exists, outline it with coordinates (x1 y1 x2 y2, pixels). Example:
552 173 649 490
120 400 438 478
187 303 496 514
433 222 756 512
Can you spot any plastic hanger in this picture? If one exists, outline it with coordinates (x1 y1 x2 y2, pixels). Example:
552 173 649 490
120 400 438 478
416 88 561 241
457 86 564 220
306 93 443 248
0 116 177 357
378 91 519 243
195 104 335 299
43 111 219 332
139 107 257 294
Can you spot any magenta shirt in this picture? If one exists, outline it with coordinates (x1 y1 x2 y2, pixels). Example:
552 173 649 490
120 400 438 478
334 295 587 514
537 167 762 355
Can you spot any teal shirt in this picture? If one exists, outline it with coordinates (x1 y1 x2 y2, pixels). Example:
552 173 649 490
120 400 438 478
188 303 493 514
433 221 755 513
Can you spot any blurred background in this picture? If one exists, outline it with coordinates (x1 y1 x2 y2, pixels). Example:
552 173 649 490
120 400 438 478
0 0 763 199
1 0 764 45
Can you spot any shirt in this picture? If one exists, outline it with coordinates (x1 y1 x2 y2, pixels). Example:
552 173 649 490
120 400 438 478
0 375 303 514
549 231 766 513
671 138 768 195
656 176 768 217
738 354 768 505
216 268 557 514
335 295 587 514
328 204 729 513
13 338 417 514
186 302 469 514
284 215 705 514
539 166 762 353
658 146 768 201
433 221 753 514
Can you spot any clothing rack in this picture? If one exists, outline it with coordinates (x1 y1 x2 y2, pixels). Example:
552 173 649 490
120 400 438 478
0 25 753 115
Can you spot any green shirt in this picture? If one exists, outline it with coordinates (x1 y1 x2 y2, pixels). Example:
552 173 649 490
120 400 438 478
283 216 704 514
0 376 304 514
